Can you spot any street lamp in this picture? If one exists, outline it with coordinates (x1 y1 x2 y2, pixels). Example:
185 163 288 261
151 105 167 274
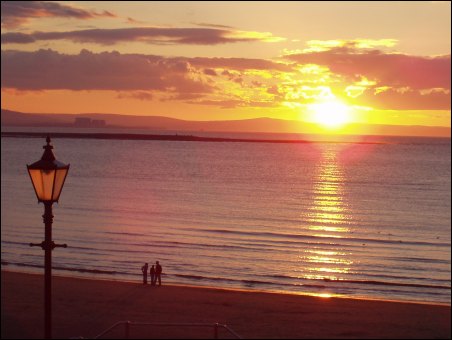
27 135 70 339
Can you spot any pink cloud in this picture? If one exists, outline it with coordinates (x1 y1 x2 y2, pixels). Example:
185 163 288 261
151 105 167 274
351 88 450 110
286 47 450 90
1 1 115 28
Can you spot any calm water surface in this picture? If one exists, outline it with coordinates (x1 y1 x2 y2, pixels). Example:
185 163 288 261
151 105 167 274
1 133 450 304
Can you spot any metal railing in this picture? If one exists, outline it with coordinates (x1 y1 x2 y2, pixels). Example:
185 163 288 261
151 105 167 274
94 321 242 339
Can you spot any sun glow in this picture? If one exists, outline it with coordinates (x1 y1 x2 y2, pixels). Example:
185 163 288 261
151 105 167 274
308 100 352 129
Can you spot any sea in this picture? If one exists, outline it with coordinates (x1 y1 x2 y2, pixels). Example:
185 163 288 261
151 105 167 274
1 127 451 305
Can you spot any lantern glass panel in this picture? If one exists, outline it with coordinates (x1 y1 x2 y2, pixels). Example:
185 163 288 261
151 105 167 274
29 168 56 201
52 168 69 201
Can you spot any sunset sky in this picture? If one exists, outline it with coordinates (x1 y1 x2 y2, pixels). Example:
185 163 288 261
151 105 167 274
1 1 451 132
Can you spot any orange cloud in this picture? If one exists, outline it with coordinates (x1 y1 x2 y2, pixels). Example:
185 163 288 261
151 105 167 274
187 99 277 109
116 91 153 101
181 57 292 71
301 39 398 52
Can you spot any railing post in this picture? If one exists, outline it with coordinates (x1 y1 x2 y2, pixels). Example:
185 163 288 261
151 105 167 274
94 321 242 339
214 323 219 339
125 321 130 339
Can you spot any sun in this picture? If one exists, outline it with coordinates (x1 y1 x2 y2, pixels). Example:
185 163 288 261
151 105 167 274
308 100 352 129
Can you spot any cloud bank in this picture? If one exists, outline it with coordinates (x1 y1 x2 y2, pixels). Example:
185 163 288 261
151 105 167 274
1 47 449 110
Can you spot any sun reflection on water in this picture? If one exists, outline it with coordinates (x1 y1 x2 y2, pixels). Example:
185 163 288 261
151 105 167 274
300 146 354 282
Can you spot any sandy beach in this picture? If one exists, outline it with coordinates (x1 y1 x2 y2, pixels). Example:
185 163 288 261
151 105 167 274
1 270 450 339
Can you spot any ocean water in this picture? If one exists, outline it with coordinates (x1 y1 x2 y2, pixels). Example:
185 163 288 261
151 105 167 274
1 132 451 304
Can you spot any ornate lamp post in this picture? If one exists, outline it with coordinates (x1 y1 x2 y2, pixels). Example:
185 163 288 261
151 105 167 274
27 135 70 339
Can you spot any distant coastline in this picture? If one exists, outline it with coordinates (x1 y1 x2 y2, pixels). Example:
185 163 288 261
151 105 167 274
0 131 389 144
2 109 450 138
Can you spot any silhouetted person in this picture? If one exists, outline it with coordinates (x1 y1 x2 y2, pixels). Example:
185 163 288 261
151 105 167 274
155 261 162 286
141 263 149 284
150 265 156 286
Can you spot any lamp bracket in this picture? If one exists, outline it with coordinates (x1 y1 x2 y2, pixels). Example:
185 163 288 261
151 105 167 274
29 241 68 250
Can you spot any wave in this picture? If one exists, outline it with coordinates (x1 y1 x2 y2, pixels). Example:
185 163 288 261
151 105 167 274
1 261 120 275
3 261 450 292
268 273 451 290
105 231 146 237
173 274 237 284
321 278 451 290
384 256 451 265
174 273 450 291
302 284 327 289
192 228 451 248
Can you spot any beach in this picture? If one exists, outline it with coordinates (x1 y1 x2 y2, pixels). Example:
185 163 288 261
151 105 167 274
1 271 450 339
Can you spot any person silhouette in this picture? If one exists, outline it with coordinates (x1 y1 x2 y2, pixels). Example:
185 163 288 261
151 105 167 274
155 261 162 286
141 263 149 284
150 265 156 286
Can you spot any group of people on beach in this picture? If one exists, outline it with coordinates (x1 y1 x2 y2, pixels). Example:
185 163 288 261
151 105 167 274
141 261 162 286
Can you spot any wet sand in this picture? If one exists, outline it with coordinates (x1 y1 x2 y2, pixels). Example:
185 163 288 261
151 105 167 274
1 270 450 339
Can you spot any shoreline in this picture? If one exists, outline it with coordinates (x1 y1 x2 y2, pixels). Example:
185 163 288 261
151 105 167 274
1 131 388 144
2 270 450 339
2 268 450 307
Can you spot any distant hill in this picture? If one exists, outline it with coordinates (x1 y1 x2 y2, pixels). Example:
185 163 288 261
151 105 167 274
1 108 450 137
1 109 72 127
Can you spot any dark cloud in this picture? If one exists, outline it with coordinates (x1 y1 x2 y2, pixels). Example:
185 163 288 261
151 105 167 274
203 68 217 76
1 1 115 28
1 26 282 45
1 48 290 90
0 49 212 96
0 48 290 108
1 32 35 43
286 48 451 90
192 22 235 29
